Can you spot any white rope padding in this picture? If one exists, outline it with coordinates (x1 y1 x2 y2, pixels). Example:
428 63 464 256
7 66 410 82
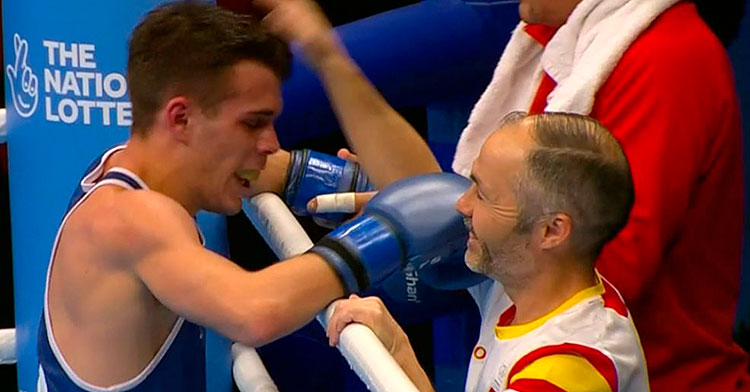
232 343 278 392
0 328 16 364
0 108 6 144
242 193 419 392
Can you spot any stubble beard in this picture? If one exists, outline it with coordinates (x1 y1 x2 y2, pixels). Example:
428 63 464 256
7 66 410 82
468 231 532 284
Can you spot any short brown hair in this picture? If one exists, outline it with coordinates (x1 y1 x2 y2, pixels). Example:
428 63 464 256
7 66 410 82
513 113 634 261
127 1 291 133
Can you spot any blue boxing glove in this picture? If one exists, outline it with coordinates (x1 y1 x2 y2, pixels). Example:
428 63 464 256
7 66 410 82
411 246 487 290
364 275 476 325
371 173 486 294
283 149 374 227
310 173 470 294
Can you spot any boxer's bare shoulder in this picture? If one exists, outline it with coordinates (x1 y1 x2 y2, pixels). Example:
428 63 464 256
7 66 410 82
48 186 193 385
60 186 200 267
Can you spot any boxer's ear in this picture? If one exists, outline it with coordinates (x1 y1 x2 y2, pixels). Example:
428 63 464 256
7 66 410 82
163 96 191 144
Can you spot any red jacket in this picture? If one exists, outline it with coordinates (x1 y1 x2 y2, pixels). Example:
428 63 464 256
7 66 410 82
528 2 749 390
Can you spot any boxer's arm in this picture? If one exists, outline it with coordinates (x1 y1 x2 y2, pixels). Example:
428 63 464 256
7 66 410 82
311 53 441 188
259 0 441 188
114 191 344 347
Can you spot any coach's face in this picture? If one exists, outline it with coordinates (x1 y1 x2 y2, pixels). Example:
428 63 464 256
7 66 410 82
518 0 583 26
455 121 536 282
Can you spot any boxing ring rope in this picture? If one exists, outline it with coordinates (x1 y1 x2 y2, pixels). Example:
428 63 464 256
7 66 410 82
0 108 7 144
0 328 16 365
232 342 278 392
1 108 11 365
239 193 420 392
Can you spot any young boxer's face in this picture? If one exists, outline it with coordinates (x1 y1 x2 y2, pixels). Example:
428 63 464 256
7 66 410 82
190 60 282 215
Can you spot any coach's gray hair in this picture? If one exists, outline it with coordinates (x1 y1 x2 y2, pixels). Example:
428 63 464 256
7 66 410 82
510 112 634 262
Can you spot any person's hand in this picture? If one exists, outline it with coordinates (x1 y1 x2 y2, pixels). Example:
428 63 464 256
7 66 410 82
288 146 373 227
304 147 373 220
328 295 435 392
253 0 345 67
306 191 376 217
327 295 409 356
336 147 358 162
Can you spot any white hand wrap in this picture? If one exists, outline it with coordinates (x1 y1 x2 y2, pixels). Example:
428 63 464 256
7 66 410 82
312 192 357 213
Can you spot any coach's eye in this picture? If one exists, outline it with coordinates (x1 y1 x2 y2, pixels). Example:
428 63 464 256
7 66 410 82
473 185 485 201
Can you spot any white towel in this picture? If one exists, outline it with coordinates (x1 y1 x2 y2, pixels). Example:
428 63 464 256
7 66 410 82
452 0 680 176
